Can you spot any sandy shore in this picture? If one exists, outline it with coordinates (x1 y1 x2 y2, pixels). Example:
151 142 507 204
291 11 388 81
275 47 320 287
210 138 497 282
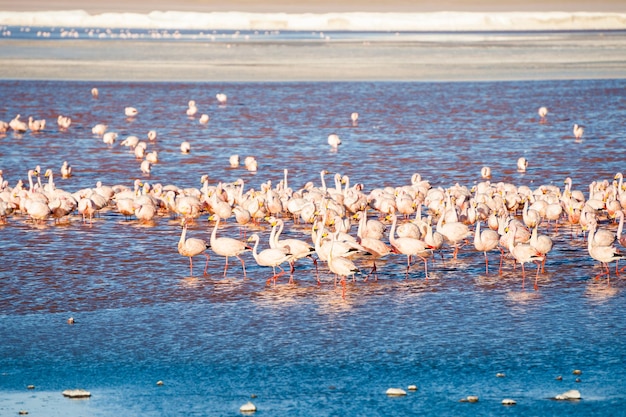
1 31 625 82
1 0 625 82
1 0 626 13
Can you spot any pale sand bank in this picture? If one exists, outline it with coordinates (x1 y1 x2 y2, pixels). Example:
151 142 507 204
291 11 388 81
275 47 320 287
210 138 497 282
1 31 625 82
1 0 625 82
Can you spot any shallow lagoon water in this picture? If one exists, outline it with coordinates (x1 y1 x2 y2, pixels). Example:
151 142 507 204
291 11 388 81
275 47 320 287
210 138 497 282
1 78 626 416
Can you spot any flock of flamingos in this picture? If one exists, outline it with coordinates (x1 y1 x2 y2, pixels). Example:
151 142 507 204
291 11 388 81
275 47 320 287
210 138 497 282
1 94 625 297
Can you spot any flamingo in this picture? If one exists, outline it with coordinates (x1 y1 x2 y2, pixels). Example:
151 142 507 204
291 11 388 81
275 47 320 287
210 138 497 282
473 220 500 274
147 130 157 141
327 232 360 299
61 161 72 179
125 107 138 117
530 224 553 274
248 233 292 285
57 115 71 129
9 115 27 132
91 87 99 98
436 210 471 260
134 142 147 159
517 157 528 173
587 222 626 283
186 100 197 117
140 160 151 175
480 166 491 179
327 134 341 148
354 210 391 280
91 123 107 135
507 223 544 290
269 218 315 282
538 106 548 122
209 214 250 278
199 114 210 124
216 93 227 104
28 116 46 132
350 112 359 126
121 135 139 148
388 213 433 279
573 124 584 140
103 132 118 146
178 219 210 276
229 155 240 167
244 157 257 172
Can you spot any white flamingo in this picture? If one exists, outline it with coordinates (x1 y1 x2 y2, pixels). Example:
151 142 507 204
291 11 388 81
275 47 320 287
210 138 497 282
538 106 548 122
474 220 500 274
327 133 341 148
507 223 544 290
388 212 433 279
178 219 210 276
573 124 584 140
209 214 250 278
248 233 292 286
9 115 27 132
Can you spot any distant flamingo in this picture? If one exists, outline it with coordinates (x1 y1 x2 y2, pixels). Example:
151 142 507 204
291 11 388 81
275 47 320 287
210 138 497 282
573 124 584 140
328 134 341 148
350 112 359 126
216 93 227 104
538 106 548 122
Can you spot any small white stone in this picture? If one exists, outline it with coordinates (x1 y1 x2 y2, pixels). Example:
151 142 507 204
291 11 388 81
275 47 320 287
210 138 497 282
239 401 257 412
555 389 581 400
62 389 91 398
386 388 407 396
502 398 517 405
466 395 479 403
496 372 506 378
407 385 418 391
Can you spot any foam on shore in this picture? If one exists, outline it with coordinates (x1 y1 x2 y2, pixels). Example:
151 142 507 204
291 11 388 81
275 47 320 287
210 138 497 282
1 10 626 31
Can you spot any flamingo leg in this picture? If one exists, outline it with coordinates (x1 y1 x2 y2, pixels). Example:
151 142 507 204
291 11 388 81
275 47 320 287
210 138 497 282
188 257 194 276
405 255 412 279
223 256 229 277
484 251 489 274
421 256 429 280
365 261 378 282
203 254 210 276
237 255 246 278
313 258 321 285
534 261 541 291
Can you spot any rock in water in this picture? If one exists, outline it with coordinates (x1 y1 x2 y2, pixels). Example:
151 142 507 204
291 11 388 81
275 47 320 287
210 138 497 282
555 389 581 400
62 389 91 398
386 388 407 396
239 401 257 413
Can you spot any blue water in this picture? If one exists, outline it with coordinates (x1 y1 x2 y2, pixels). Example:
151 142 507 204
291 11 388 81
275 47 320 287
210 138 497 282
1 78 626 416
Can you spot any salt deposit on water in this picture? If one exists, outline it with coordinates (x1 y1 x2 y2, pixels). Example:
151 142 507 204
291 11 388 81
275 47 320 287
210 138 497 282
1 9 626 31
